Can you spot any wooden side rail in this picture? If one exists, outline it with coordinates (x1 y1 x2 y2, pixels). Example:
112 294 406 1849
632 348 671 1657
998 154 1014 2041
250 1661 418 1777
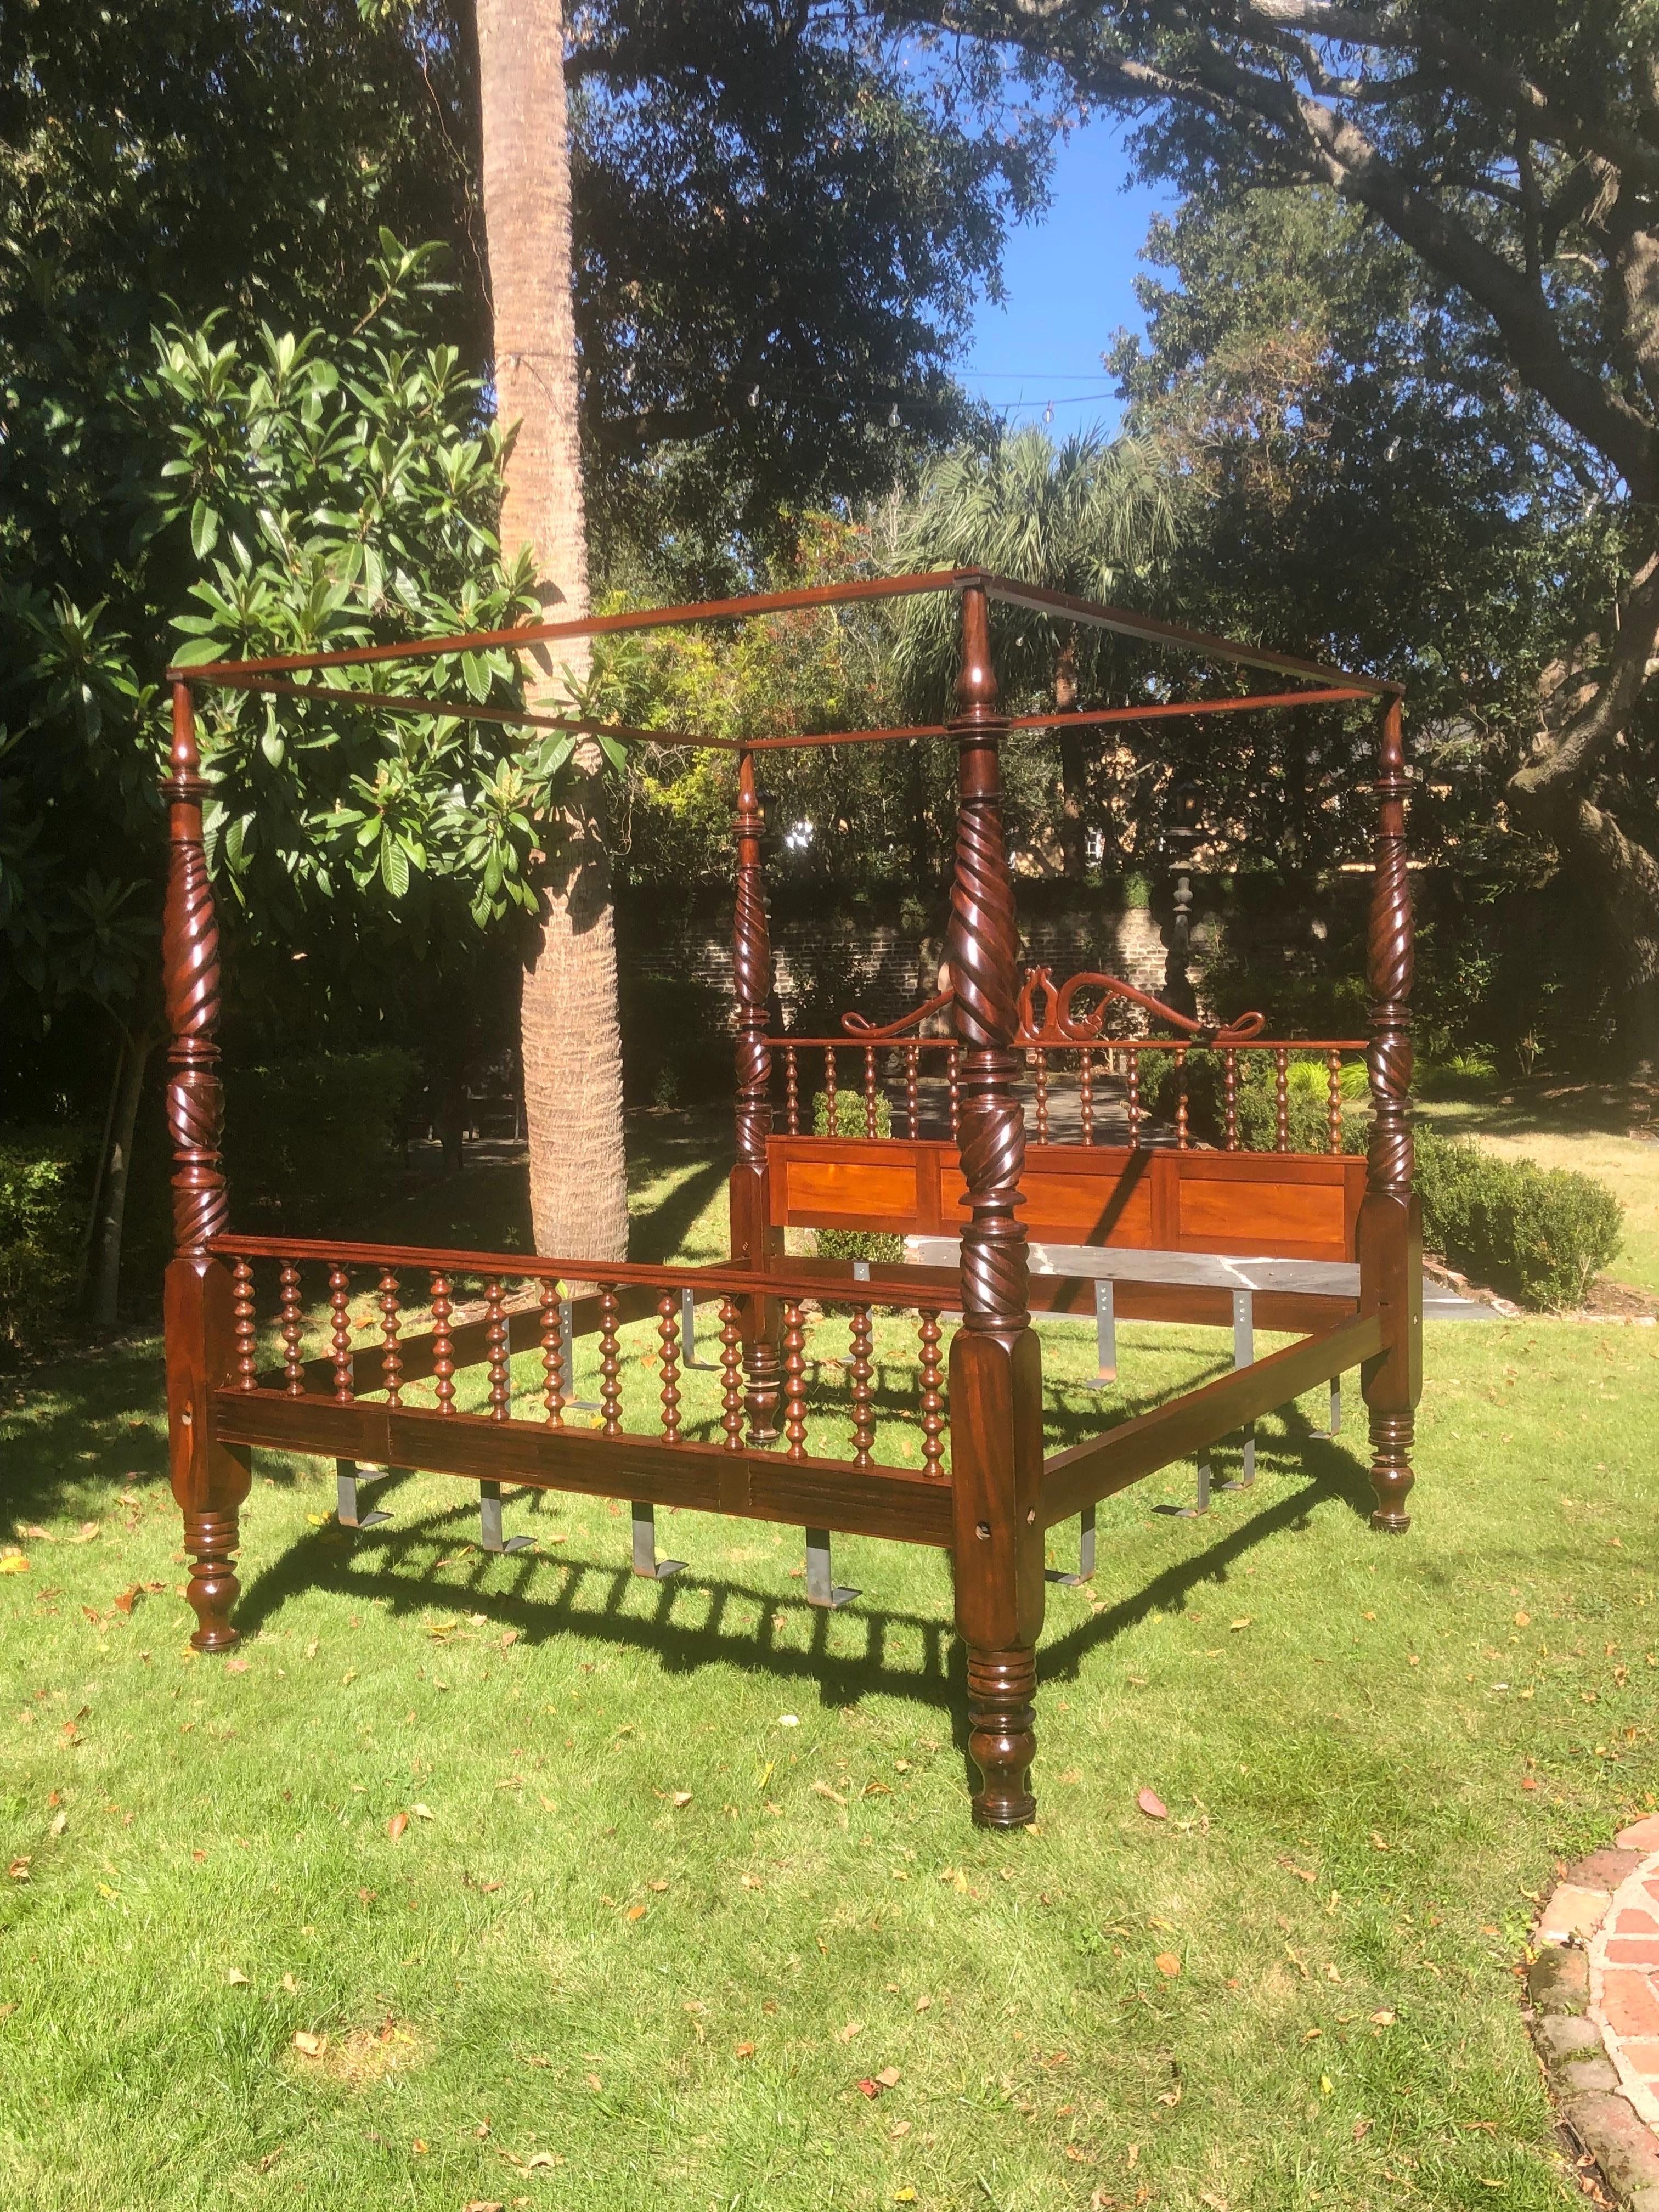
212 1390 954 1548
1040 1311 1383 1527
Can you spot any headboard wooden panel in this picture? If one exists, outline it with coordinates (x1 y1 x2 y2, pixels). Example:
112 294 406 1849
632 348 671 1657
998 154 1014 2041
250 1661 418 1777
766 1136 1365 1264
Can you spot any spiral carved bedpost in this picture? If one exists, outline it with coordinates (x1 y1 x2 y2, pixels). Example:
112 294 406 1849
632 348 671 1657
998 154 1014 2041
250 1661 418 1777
943 582 1045 1827
1358 697 1423 1531
162 681 251 1649
729 749 783 1440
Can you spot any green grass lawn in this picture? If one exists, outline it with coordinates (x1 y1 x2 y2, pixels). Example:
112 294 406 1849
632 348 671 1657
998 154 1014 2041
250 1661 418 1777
3 1129 1656 2211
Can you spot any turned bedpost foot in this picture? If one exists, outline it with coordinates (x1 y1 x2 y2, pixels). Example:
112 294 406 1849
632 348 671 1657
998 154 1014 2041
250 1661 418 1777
1368 1409 1414 1533
182 1506 244 1650
743 1327 782 1445
967 1647 1037 1828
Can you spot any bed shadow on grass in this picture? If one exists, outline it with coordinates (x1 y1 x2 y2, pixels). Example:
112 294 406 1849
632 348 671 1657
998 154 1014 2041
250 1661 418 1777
231 1408 1386 1782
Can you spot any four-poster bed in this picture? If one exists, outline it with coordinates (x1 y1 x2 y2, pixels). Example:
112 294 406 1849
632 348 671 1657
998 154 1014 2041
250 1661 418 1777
160 567 1420 1829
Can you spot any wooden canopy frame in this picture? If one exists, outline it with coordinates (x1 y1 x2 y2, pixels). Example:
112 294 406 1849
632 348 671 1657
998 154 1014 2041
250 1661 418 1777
159 569 1420 1829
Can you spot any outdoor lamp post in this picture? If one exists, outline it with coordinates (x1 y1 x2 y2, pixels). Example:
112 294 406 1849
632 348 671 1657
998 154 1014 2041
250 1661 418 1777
1164 768 1204 1018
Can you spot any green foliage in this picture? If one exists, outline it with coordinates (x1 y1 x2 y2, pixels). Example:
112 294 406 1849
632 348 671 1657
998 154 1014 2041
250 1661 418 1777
1160 1048 1365 1156
0 1127 93 1353
1415 1128 1623 1312
221 1050 417 1239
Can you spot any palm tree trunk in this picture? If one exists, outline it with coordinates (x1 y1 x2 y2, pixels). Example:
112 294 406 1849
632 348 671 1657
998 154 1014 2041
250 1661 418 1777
473 0 628 1263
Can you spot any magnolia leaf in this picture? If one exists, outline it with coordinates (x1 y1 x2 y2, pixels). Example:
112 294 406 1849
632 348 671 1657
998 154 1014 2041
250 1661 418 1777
190 499 220 561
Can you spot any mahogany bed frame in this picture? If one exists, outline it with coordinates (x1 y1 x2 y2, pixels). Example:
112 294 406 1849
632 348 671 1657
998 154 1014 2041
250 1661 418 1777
160 568 1420 1827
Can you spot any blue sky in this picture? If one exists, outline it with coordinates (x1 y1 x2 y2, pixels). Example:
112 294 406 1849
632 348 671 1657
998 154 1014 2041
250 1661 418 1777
959 119 1174 437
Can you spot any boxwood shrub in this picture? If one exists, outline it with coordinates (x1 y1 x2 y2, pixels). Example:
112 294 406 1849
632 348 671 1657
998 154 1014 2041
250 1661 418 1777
1414 1127 1622 1311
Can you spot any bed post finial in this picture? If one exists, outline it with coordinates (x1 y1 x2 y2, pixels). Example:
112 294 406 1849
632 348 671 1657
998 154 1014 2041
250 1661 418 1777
162 681 250 1651
944 580 1045 1827
730 747 782 1438
1359 695 1422 1532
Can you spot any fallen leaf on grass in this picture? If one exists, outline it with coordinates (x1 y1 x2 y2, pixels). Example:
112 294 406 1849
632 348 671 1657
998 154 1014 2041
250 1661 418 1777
1229 1616 1252 1632
1369 1832 1391 1852
258 2148 283 2173
811 1780 847 1807
224 1656 250 1674
387 1813 409 1842
1136 1788 1167 1820
1352 2118 1373 2141
1154 1953 1181 1978
227 1968 251 1987
67 1523 100 1545
463 2202 504 2211
836 2019 865 2044
1370 2009 1396 2025
112 1587 142 1615
8 1858 30 1882
411 1803 434 1821
671 1791 692 1809
625 1904 647 1922
48 1812 67 1837
0 1555 30 1576
733 2040 756 2058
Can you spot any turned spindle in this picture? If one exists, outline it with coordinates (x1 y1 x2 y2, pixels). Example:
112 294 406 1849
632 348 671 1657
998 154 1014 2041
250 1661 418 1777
947 1042 961 1142
785 1045 800 1133
657 1290 683 1441
1275 1047 1290 1152
485 1278 511 1420
782 1301 808 1462
1079 1049 1093 1146
1224 1049 1239 1151
919 1310 945 1477
718 1296 746 1450
1328 1048 1344 1155
864 1045 879 1138
378 1268 403 1404
231 1260 257 1390
279 1262 305 1395
328 1262 353 1402
540 1280 565 1425
599 1286 623 1436
1126 1052 1141 1147
905 1043 919 1138
430 1273 456 1415
849 1304 875 1469
823 1045 837 1129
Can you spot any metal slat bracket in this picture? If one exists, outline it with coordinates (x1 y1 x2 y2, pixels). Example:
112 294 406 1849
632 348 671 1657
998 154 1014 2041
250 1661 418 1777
335 1458 398 1531
1047 1503 1097 1585
479 1477 534 1555
631 1502 687 1582
805 1527 858 1609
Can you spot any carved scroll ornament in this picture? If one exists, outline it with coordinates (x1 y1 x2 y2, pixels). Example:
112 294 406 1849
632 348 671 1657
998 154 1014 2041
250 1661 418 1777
840 967 1265 1048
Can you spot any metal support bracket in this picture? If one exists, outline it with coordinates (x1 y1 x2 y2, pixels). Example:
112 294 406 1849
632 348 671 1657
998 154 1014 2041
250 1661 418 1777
1173 1451 1212 1517
1329 1375 1342 1436
631 1502 686 1581
805 1527 858 1609
680 1283 719 1369
336 1458 398 1530
1081 1279 1117 1391
1047 1503 1097 1585
560 1296 600 1413
479 1477 534 1555
1218 1289 1256 1492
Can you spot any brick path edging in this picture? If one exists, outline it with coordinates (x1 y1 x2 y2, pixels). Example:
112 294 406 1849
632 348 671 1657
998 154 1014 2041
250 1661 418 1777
1529 1814 1659 2212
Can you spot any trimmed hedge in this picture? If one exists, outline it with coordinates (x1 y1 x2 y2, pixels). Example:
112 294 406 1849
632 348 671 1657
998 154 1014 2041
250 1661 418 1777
809 1088 904 1267
1414 1127 1622 1311
0 1125 94 1353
